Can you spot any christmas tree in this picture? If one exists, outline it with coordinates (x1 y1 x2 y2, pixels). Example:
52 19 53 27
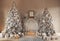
38 8 55 36
4 1 22 38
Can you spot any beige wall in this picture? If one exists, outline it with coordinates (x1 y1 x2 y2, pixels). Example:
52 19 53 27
0 0 60 32
18 0 60 33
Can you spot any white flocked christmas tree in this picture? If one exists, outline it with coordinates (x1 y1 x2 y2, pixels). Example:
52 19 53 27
3 1 22 38
38 8 55 37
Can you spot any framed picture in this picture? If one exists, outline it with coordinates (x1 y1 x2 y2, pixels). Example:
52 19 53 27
28 10 35 17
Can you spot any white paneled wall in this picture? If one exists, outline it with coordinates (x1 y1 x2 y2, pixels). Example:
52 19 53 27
49 7 60 33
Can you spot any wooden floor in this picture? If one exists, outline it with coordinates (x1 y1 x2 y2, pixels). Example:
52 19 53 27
0 37 60 41
0 39 60 41
0 38 18 41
